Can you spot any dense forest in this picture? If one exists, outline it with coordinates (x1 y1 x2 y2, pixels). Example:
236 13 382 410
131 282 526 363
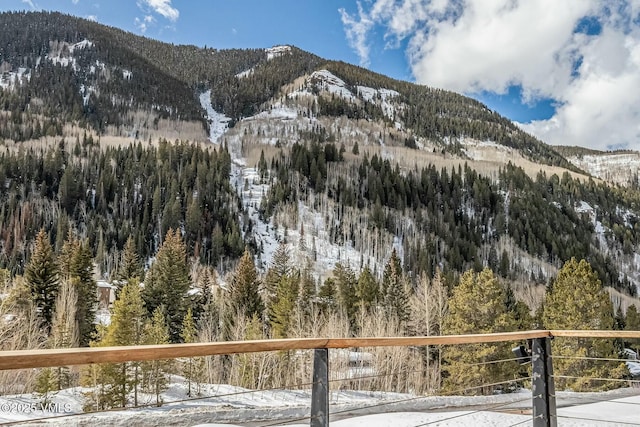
260 137 638 295
0 138 243 275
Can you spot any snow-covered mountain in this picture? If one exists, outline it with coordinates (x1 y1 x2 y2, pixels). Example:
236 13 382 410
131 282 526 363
3 11 640 303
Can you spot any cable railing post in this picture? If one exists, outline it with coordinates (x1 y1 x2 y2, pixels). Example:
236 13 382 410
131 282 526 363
532 337 557 427
311 348 329 427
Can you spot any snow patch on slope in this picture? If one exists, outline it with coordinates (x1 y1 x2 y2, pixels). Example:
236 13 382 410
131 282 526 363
569 152 640 186
199 90 232 144
46 39 94 69
266 45 291 60
0 68 30 90
462 138 519 162
356 86 400 120
310 70 355 100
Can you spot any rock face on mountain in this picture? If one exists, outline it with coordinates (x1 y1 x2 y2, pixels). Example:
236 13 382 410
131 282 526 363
1 11 640 301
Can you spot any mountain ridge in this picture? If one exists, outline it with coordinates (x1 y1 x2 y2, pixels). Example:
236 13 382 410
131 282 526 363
1 11 640 304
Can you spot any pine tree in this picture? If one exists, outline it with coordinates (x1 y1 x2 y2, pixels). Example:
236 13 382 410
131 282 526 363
333 263 358 329
269 274 298 338
264 242 290 314
381 251 409 324
180 307 204 397
225 249 264 338
115 237 144 295
381 249 402 297
25 229 59 332
69 239 98 347
295 265 315 322
442 268 519 394
625 305 640 351
143 229 191 343
355 266 379 312
317 278 337 313
543 258 625 391
80 280 146 409
104 279 147 407
141 307 172 406
34 367 57 405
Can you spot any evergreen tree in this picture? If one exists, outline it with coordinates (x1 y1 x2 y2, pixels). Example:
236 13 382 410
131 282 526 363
102 279 146 407
381 251 409 324
442 268 519 394
625 305 640 351
355 266 378 312
317 278 337 313
269 274 298 338
141 307 172 407
79 280 146 409
143 229 191 343
25 229 59 332
225 249 264 337
115 237 144 295
381 249 402 297
295 265 315 321
67 238 98 347
263 242 290 314
34 368 58 405
333 263 358 329
543 258 625 391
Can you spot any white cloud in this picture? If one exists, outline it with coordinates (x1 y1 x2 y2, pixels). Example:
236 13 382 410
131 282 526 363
134 15 155 33
21 0 38 10
341 0 640 151
86 15 98 22
72 0 79 5
339 2 375 67
137 0 179 22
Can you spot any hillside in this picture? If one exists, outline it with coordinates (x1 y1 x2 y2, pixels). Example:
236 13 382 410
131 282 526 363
0 10 640 302
556 146 640 187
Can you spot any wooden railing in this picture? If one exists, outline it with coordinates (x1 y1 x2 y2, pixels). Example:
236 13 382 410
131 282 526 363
0 329 638 427
0 330 639 370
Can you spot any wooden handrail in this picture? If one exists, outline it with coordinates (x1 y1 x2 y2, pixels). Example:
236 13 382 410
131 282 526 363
1 329 639 371
550 330 640 338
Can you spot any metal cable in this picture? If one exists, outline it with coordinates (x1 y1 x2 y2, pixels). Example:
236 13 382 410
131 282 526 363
457 356 529 368
551 355 640 363
552 374 640 385
411 396 532 426
328 376 533 417
328 367 426 383
552 393 640 407
0 379 319 426
440 376 533 397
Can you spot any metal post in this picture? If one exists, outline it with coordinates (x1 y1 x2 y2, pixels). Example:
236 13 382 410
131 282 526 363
532 337 557 427
311 348 329 427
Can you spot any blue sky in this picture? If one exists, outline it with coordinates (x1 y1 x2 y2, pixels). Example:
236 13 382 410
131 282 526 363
3 0 640 151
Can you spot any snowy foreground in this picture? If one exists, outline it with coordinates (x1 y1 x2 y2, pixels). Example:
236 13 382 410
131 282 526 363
1 380 639 426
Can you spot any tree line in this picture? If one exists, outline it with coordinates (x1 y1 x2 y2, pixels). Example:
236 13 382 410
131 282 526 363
262 140 638 295
2 227 638 408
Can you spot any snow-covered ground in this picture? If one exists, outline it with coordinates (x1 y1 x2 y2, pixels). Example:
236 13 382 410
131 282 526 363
0 67 30 90
266 45 291 61
569 152 640 186
199 90 232 144
2 382 639 426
